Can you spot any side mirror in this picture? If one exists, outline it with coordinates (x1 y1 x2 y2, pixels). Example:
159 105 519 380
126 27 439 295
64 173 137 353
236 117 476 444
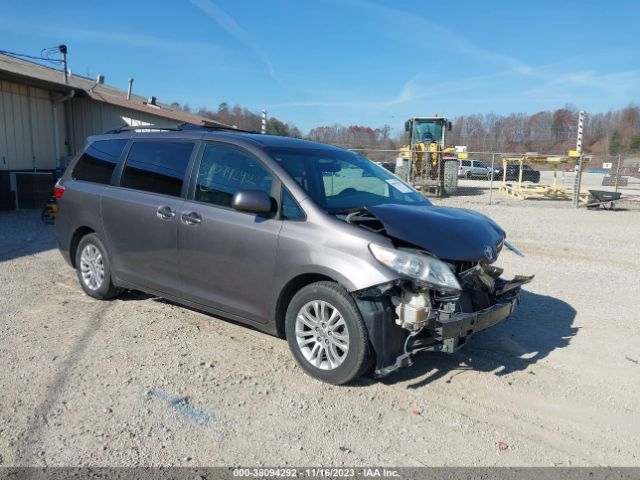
231 189 274 215
404 120 410 132
447 121 452 131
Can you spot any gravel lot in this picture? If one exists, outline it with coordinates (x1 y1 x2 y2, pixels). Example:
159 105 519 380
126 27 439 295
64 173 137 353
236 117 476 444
452 171 640 207
1 200 639 467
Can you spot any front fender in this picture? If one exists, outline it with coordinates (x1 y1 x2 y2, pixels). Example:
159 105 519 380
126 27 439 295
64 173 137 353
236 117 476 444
274 221 398 294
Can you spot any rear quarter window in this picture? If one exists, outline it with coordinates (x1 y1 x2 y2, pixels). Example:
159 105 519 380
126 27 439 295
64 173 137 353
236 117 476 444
120 141 194 197
72 139 128 184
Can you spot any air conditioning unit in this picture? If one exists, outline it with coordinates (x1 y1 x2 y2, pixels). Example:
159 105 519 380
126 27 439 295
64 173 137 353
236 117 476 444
9 172 55 209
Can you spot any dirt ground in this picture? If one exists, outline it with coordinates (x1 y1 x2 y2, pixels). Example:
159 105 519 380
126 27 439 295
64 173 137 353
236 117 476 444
1 200 639 467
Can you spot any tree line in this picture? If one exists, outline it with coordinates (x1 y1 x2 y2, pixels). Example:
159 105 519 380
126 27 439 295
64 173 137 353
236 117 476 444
447 105 640 155
171 102 302 138
173 101 640 157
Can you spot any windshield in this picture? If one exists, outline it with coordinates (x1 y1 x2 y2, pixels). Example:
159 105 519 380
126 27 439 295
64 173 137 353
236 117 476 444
412 120 443 144
266 147 430 213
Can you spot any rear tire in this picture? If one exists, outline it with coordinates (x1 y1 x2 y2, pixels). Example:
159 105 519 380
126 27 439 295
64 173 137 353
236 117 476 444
285 281 371 385
41 207 54 225
75 233 123 300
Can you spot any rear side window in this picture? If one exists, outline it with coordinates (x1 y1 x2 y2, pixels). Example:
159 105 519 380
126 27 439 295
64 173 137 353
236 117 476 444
120 141 194 197
73 139 128 184
461 160 471 167
195 143 273 207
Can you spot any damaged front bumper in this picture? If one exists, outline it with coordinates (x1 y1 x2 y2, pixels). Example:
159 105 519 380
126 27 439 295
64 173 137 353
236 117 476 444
353 273 533 378
437 287 521 354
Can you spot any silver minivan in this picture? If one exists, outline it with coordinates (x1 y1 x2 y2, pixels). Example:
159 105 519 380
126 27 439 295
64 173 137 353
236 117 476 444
55 124 532 384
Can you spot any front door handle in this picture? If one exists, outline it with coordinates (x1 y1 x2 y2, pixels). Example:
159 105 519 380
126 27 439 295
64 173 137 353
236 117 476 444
181 211 202 225
156 205 176 220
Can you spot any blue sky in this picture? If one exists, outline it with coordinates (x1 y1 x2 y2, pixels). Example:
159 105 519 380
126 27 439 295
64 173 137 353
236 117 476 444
1 0 638 133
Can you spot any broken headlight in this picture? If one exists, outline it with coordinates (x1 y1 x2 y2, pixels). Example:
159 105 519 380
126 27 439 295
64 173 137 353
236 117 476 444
369 243 461 293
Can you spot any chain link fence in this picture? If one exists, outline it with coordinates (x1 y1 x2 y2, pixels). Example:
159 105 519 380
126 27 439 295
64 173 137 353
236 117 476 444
350 148 640 210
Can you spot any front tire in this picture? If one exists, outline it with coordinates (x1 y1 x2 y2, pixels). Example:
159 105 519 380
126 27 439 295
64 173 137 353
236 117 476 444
75 233 123 300
285 281 371 385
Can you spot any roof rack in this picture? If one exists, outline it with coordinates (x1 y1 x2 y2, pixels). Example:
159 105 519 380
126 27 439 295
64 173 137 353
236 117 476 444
104 122 259 135
104 125 180 134
180 123 259 134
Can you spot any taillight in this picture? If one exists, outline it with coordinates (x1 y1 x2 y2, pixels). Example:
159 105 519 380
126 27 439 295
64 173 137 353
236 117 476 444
54 184 65 199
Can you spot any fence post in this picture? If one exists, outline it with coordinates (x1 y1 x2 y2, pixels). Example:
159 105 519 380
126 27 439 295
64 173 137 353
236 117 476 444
437 152 443 198
489 153 496 205
614 153 621 192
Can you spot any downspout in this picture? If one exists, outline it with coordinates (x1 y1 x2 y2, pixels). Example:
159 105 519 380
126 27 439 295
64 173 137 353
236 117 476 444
52 90 75 170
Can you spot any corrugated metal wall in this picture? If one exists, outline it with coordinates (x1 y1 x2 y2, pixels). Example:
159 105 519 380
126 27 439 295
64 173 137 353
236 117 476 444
69 98 181 153
0 78 186 209
0 80 182 171
0 80 63 171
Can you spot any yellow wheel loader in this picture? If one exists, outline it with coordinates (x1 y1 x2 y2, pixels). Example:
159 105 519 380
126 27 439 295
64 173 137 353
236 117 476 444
397 116 463 195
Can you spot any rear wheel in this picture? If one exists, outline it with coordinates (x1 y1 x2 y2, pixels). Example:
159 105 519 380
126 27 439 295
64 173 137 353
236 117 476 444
465 171 472 179
285 281 371 385
41 206 54 224
75 233 123 300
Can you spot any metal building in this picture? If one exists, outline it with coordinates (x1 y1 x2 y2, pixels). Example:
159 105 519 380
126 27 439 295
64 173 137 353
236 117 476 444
0 52 225 210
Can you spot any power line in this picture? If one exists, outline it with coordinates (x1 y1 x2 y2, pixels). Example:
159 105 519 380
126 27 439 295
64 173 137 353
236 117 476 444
0 48 64 64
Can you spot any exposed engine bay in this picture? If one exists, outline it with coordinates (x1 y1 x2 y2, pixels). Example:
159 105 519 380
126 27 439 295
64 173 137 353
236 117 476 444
339 205 533 377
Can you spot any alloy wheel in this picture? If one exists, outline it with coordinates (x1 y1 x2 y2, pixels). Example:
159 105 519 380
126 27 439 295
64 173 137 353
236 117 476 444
79 244 104 291
295 300 349 370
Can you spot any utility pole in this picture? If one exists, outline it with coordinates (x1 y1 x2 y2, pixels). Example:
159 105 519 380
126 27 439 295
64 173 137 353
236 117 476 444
59 44 68 83
261 109 267 134
572 110 586 208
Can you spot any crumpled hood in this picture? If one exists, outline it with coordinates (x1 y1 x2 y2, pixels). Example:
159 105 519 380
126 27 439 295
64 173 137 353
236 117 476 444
365 204 506 263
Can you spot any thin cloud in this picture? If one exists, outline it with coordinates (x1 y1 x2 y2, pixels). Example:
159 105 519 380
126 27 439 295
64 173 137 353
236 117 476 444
340 0 541 78
263 71 514 111
312 0 637 111
352 0 640 96
190 0 281 83
550 69 640 91
0 17 222 53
